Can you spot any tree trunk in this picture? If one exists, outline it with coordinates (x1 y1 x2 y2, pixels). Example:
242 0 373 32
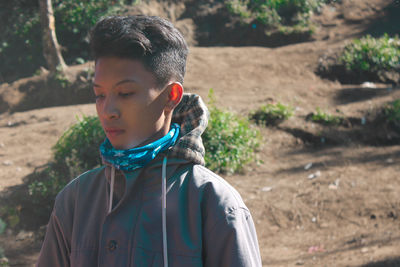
38 0 67 74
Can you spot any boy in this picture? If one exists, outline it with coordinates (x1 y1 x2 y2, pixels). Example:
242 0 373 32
37 15 262 267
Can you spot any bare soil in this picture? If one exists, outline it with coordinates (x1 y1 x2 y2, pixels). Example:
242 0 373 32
1 0 400 266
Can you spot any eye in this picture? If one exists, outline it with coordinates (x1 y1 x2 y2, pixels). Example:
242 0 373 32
94 94 105 100
119 92 134 98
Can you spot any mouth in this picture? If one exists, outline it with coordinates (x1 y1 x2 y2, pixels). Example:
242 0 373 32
105 128 125 138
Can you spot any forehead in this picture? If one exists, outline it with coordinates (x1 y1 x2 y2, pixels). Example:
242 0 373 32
94 57 157 87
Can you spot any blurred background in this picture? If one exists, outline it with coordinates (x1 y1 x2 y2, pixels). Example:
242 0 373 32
0 0 399 266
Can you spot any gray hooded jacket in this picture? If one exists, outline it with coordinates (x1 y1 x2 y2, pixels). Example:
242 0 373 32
36 94 262 267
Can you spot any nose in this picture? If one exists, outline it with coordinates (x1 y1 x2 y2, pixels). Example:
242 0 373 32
102 94 120 120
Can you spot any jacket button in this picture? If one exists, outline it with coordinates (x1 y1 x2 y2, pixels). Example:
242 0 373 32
108 240 118 252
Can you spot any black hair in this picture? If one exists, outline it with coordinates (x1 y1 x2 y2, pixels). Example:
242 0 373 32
90 15 188 87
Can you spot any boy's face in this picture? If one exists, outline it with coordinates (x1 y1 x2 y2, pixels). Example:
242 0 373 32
93 57 170 150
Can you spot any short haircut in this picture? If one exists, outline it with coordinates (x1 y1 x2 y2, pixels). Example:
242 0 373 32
90 15 188 87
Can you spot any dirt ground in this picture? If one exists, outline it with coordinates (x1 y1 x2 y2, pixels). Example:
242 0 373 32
1 0 400 266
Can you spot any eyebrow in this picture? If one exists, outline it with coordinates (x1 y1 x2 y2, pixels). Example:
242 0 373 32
92 79 139 89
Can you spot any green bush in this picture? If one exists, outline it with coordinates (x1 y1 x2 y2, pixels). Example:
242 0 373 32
28 167 70 208
226 0 328 27
203 90 261 174
0 207 20 230
383 99 400 131
339 34 400 74
250 102 293 126
52 115 105 179
310 107 342 126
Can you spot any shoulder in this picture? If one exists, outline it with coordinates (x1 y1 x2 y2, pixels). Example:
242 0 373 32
187 165 250 221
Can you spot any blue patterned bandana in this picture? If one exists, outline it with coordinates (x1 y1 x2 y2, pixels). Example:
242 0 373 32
100 123 180 171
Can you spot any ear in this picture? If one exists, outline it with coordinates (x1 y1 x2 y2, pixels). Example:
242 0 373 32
165 82 183 112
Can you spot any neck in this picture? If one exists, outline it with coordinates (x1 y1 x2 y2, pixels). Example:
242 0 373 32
136 120 171 148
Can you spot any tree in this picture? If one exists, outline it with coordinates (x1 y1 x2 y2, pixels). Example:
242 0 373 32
38 0 67 74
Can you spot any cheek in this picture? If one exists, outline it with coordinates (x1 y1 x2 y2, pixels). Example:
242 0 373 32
95 102 104 121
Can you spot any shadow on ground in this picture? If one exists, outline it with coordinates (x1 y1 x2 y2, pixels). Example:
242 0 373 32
276 146 400 175
0 165 54 232
334 87 395 105
362 1 400 38
360 257 400 267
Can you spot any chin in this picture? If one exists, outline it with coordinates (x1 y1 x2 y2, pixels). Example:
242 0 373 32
113 139 148 150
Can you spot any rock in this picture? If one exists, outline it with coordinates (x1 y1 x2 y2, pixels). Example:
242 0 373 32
361 117 366 125
361 82 377 88
329 179 340 190
15 230 33 241
308 171 321 180
261 186 272 192
386 158 394 163
304 163 313 170
2 160 13 166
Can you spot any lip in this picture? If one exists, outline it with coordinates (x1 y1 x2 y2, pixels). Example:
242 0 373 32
104 128 125 137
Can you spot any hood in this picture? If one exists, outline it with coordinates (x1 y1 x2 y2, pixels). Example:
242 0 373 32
169 93 209 166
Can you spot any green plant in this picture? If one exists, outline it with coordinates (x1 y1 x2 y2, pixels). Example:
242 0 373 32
53 64 70 88
384 99 400 122
0 207 20 229
339 34 400 74
53 115 105 178
383 99 400 131
226 0 327 27
203 90 261 174
28 167 66 204
250 102 294 126
310 107 342 126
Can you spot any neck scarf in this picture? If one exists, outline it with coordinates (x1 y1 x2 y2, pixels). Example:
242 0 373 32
100 123 180 172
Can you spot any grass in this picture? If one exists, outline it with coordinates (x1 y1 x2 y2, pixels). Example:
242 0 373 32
383 99 400 132
309 107 343 126
250 102 294 126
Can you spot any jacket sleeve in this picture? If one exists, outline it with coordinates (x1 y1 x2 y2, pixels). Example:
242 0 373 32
203 207 262 267
36 210 71 267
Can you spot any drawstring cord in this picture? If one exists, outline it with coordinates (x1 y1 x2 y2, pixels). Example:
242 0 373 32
107 158 168 267
162 156 168 267
108 165 115 214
